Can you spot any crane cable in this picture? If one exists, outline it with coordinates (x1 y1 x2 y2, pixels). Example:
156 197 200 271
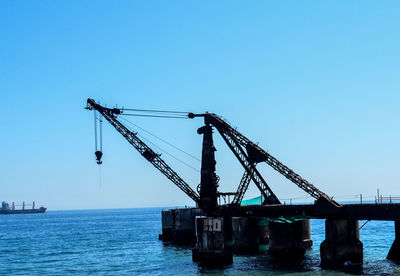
93 110 103 187
120 113 189 119
119 117 200 173
119 116 200 162
94 110 97 151
93 111 103 165
118 107 191 119
138 134 200 173
99 112 103 152
121 108 189 114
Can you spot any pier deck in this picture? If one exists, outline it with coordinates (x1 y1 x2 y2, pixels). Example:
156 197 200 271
225 203 400 221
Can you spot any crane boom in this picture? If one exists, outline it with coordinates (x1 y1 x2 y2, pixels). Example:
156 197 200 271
86 99 200 203
189 112 340 207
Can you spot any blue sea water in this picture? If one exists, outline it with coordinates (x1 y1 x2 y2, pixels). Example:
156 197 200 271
0 208 400 275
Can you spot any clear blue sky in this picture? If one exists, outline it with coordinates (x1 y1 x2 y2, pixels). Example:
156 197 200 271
1 1 399 210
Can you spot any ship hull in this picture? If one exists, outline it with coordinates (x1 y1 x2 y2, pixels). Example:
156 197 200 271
0 208 46 215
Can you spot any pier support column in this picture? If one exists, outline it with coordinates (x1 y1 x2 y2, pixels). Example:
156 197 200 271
159 208 203 245
268 219 312 259
192 217 233 265
172 208 196 244
231 217 260 252
258 219 270 251
320 219 363 267
159 209 174 242
387 221 400 261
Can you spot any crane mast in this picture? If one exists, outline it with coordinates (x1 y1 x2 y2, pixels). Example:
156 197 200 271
86 98 200 203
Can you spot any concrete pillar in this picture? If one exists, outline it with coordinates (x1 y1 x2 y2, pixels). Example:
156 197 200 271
258 220 269 244
268 219 312 259
159 210 174 242
258 219 270 252
172 208 196 244
320 219 363 267
159 208 202 245
192 217 233 265
231 217 259 252
302 219 313 248
387 221 400 261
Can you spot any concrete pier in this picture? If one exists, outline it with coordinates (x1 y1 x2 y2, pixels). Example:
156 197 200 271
258 219 270 246
160 208 268 252
192 217 233 265
159 209 174 242
320 219 363 267
268 219 312 259
172 208 199 244
231 217 260 252
159 208 203 245
387 221 400 261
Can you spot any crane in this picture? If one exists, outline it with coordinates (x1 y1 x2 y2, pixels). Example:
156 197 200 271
188 112 340 207
85 98 338 208
85 98 200 203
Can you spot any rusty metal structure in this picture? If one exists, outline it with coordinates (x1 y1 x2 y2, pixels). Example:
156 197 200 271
86 98 340 209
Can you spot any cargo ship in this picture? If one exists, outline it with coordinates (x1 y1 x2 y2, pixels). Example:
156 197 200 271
0 201 46 214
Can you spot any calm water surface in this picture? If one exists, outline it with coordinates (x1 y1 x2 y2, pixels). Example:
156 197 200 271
0 208 399 275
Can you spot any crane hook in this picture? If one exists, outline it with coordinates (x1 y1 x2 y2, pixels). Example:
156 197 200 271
95 150 103 165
